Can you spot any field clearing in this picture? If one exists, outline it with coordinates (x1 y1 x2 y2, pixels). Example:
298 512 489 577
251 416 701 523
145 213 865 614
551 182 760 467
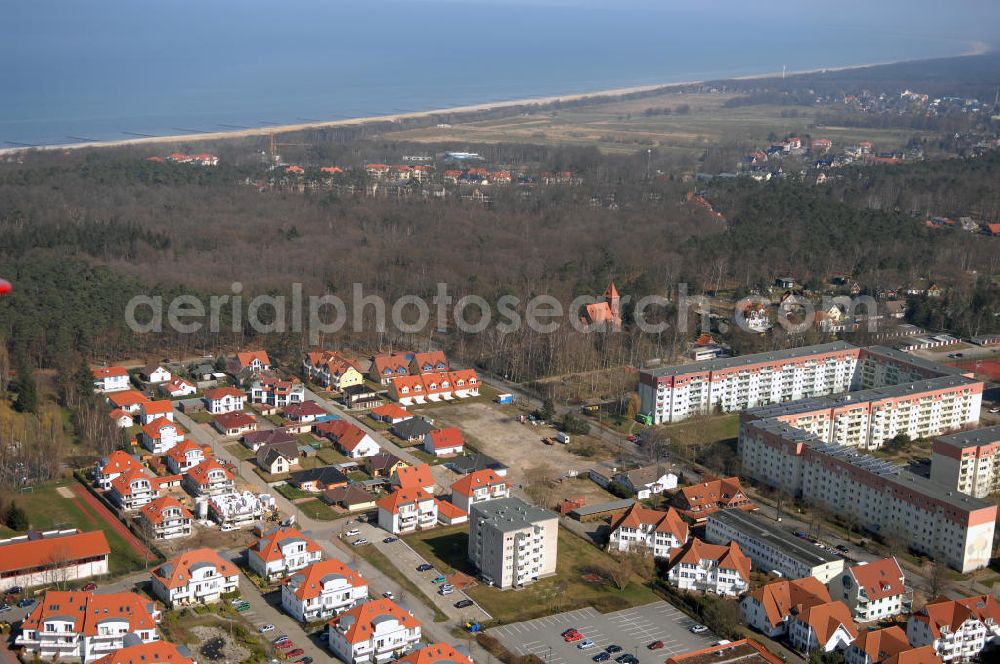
382 91 931 154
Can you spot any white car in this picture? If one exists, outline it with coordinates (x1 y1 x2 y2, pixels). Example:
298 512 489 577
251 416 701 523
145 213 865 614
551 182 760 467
577 641 596 650
439 586 455 595
690 624 709 634
345 528 361 537
258 624 275 633
352 538 369 546
220 524 236 532
230 598 245 606
382 591 394 599
990 407 1000 414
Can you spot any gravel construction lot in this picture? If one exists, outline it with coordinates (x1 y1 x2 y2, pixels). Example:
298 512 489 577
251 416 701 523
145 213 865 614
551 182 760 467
489 602 717 664
426 401 603 481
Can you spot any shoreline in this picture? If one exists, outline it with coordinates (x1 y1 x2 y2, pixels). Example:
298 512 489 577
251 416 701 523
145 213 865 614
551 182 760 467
2 43 990 156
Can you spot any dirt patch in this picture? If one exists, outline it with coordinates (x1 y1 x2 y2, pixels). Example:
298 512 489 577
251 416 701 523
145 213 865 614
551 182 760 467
192 625 251 662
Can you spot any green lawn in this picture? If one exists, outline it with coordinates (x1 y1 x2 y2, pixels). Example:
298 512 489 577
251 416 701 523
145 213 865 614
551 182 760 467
353 545 449 622
273 483 313 500
224 442 255 461
661 413 739 446
188 411 215 424
317 447 349 465
11 480 151 575
295 499 339 521
405 526 657 623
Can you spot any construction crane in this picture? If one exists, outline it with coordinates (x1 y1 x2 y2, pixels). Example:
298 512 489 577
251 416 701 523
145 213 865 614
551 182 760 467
266 132 311 166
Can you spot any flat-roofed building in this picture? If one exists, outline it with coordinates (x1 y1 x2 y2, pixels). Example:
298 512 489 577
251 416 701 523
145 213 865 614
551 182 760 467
931 425 1000 498
468 497 558 590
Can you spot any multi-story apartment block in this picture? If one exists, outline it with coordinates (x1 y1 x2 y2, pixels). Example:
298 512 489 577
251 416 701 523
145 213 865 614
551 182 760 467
303 350 365 392
830 558 910 623
247 526 324 581
907 595 1000 662
249 376 305 408
665 538 751 597
281 559 368 623
468 497 558 590
93 450 145 490
741 577 832 638
449 469 511 513
786 600 858 654
164 440 209 474
607 503 689 558
377 488 439 534
108 469 160 512
141 417 184 455
326 598 422 664
706 509 844 583
137 496 193 540
844 626 939 664
203 387 246 414
182 459 235 497
16 591 161 663
138 400 174 426
931 426 1000 498
0 529 110 590
150 548 240 607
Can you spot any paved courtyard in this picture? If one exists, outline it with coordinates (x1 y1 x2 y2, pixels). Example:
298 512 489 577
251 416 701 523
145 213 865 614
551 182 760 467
489 602 717 664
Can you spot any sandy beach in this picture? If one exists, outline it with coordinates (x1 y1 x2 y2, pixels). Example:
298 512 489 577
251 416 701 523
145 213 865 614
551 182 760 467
1 43 989 156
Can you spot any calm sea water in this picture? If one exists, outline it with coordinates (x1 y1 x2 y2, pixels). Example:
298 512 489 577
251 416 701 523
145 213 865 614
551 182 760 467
1 0 997 146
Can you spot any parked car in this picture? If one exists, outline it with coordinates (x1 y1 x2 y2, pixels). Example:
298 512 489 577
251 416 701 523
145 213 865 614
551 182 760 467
236 602 251 612
592 653 611 662
383 537 398 543
615 655 638 664
0 604 11 613
605 645 623 654
273 635 290 644
432 575 447 584
351 538 369 546
990 407 1000 414
577 640 596 650
835 544 849 553
345 529 360 537
382 591 394 599
689 624 709 634
627 435 638 443
647 641 664 650
277 641 296 650
562 629 579 637
416 563 434 572
221 524 236 532
296 658 313 664
564 631 583 643
318 632 328 642
440 586 455 595
259 624 275 633
81 582 98 592
232 598 247 606
454 599 474 609
792 530 807 538
286 649 304 658
3 587 23 596
17 598 35 609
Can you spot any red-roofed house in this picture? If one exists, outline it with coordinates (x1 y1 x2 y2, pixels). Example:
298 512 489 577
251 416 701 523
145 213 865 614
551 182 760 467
91 641 194 664
580 283 622 330
388 370 480 406
284 400 328 424
424 427 465 457
94 450 145 489
410 351 449 375
16 590 161 662
0 529 110 589
434 499 468 526
234 351 271 374
281 559 368 622
377 488 438 534
182 459 235 497
370 352 413 385
608 503 689 558
672 477 752 520
108 389 149 414
141 417 184 454
986 223 1000 237
326 598 422 663
787 600 858 653
139 399 175 425
450 469 511 512
665 640 783 664
391 463 435 494
844 626 941 664
109 468 159 511
165 439 210 474
150 547 240 606
665 538 751 597
247 526 323 581
159 377 197 399
213 411 258 437
316 420 381 458
831 558 909 622
203 386 246 414
250 376 305 408
303 350 364 391
369 403 413 424
907 595 1000 662
399 643 473 664
92 366 130 393
741 577 833 638
138 496 193 540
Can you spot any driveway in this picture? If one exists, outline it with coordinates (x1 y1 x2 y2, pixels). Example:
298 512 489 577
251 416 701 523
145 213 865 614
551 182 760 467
489 602 717 664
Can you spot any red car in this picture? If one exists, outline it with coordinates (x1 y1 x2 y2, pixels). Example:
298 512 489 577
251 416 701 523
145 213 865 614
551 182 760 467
81 583 98 592
627 435 638 443
286 650 304 658
277 641 296 650
648 641 664 650
564 631 584 643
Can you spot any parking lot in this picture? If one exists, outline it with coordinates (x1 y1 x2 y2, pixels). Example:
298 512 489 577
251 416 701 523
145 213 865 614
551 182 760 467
489 601 717 664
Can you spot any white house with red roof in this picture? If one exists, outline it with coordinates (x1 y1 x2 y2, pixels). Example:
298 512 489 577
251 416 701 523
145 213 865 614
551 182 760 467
391 464 435 494
449 469 511 513
141 417 184 454
107 389 149 414
844 626 939 664
741 577 833 638
398 643 473 664
203 386 246 414
94 450 145 489
15 590 161 662
369 352 413 385
377 488 438 534
91 641 194 664
165 439 210 474
92 366 130 393
247 526 324 581
369 404 413 425
608 503 689 558
138 496 193 540
316 420 381 459
138 400 174 425
109 409 135 429
182 459 235 497
787 600 858 653
665 538 751 597
326 598 422 664
434 499 467 526
424 427 465 457
159 377 196 399
388 370 479 406
0 530 110 589
251 376 305 408
234 350 271 374
281 559 369 622
150 547 240 606
109 468 160 511
907 595 1000 662
830 558 909 623
213 411 258 437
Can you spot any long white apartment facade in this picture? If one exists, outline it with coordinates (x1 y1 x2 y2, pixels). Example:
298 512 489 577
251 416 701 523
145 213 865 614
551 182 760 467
639 342 976 425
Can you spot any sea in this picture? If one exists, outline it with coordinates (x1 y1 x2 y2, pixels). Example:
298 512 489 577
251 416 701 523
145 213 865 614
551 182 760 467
1 0 998 147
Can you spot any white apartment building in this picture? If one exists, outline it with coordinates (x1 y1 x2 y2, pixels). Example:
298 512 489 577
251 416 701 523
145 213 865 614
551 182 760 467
93 451 145 490
377 488 439 535
829 558 910 623
92 366 131 393
250 376 305 409
907 595 1000 662
281 559 369 623
203 387 245 414
182 459 235 497
449 469 511 513
164 440 209 474
108 469 160 512
150 548 240 607
138 496 193 540
741 577 832 638
16 591 161 663
786 601 858 654
607 503 689 558
247 526 324 581
706 509 845 583
141 417 184 455
326 598 422 664
665 538 751 597
468 498 558 590
844 626 936 664
931 426 1000 498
